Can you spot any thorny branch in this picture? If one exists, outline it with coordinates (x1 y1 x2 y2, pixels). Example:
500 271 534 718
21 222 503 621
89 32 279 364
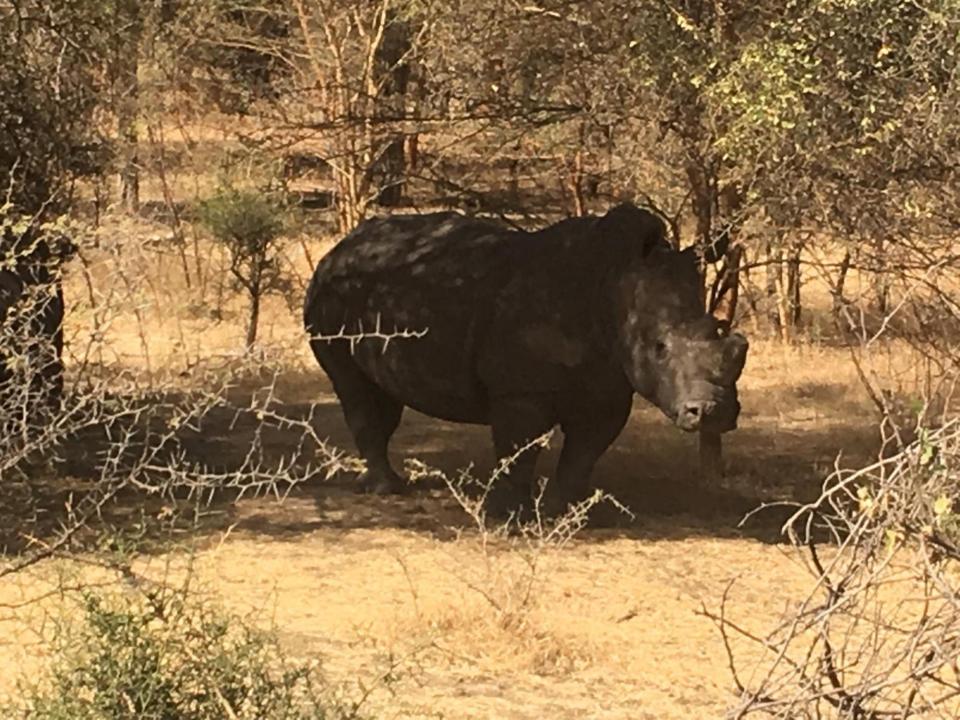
0 229 364 579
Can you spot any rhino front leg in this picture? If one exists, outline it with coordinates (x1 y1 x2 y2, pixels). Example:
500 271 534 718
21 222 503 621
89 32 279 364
487 394 556 520
553 399 632 513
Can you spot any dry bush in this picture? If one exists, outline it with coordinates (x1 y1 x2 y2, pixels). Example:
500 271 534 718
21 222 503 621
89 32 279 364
709 240 960 718
0 209 350 569
0 210 417 714
710 419 960 719
402 437 631 668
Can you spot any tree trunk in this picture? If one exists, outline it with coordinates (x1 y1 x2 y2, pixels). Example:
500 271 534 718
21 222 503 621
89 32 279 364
404 59 425 174
374 11 411 207
831 250 852 327
710 243 742 326
559 123 588 217
117 0 142 213
377 139 406 206
37 276 65 409
406 133 419 171
740 254 764 336
765 241 783 334
687 164 714 250
557 149 586 218
774 270 792 344
686 162 715 307
873 237 890 315
246 291 260 350
786 243 802 328
767 239 803 342
569 150 587 217
604 125 615 197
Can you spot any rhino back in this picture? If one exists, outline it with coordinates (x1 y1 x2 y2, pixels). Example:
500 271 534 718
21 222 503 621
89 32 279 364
306 214 506 313
304 212 634 421
304 213 513 422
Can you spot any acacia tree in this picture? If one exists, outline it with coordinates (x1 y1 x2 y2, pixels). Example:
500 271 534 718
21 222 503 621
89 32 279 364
199 187 290 349
694 3 960 712
154 0 958 336
181 0 431 234
709 0 959 338
412 1 765 318
111 0 143 213
550 1 958 338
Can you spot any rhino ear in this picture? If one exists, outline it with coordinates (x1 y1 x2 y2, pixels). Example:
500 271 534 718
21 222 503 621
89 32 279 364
679 244 699 265
597 203 668 258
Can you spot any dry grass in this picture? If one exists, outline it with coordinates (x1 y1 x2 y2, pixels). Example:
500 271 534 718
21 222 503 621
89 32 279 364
1 522 814 719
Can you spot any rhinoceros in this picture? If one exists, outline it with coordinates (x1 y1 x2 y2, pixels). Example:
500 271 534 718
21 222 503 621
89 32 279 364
303 203 748 514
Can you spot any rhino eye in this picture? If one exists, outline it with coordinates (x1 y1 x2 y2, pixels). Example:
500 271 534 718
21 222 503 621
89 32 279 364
654 341 667 358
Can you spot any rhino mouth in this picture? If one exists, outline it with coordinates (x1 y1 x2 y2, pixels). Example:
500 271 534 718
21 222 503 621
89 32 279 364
673 397 741 433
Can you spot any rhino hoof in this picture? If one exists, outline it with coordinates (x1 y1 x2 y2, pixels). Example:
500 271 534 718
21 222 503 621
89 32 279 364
541 493 576 521
484 484 532 524
358 470 408 495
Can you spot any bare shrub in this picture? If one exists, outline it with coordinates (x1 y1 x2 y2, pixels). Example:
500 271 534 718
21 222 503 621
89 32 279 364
0 200 452 718
708 419 960 719
406 436 631 632
0 209 350 573
708 239 960 717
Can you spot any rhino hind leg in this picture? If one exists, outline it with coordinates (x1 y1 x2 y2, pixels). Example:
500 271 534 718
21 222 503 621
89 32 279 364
312 342 406 495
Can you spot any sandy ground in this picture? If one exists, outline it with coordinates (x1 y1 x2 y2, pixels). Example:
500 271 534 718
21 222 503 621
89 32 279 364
0 360 874 718
0 217 892 718
0 497 815 719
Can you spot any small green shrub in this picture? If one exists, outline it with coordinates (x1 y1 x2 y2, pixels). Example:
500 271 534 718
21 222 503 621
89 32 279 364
197 187 291 349
198 188 286 252
14 584 362 720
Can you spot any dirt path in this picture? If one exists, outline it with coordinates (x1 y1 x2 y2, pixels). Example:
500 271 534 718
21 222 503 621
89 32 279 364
186 517 812 719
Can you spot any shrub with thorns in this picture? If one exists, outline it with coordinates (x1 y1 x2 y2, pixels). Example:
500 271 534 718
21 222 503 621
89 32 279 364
709 212 960 719
407 435 632 631
710 411 960 718
0 225 356 573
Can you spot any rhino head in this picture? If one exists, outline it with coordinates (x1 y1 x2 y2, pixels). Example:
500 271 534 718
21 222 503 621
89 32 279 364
604 218 748 433
636 310 748 433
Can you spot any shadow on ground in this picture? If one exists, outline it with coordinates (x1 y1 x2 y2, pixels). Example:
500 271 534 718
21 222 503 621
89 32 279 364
0 370 879 552
178 371 878 545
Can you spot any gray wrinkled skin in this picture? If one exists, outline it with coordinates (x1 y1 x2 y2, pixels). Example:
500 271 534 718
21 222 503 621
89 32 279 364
304 203 748 515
